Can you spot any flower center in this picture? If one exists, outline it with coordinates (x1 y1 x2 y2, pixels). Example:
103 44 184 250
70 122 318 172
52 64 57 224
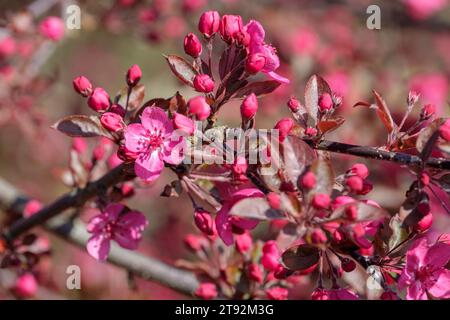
138 130 164 152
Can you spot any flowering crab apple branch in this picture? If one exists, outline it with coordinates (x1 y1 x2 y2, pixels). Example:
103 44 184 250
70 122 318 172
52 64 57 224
0 177 200 296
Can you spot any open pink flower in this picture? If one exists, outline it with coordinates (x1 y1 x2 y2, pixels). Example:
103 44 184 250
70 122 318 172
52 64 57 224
215 188 263 245
124 107 184 182
398 236 450 300
245 20 289 84
87 203 148 261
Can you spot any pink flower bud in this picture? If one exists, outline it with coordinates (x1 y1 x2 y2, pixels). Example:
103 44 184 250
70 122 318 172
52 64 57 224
341 258 356 272
184 234 203 252
23 200 43 218
331 196 355 210
358 181 373 195
121 183 135 198
345 205 358 221
318 93 333 112
248 263 263 283
39 16 65 41
72 76 93 97
348 163 369 179
346 176 364 193
439 119 450 142
126 64 142 86
261 242 280 271
184 33 202 58
235 231 252 254
267 192 281 210
420 172 430 186
287 96 301 112
72 137 87 154
274 118 294 142
245 53 266 74
262 240 279 256
415 212 433 232
194 208 215 236
266 287 288 300
311 228 328 244
312 193 330 210
195 282 218 300
219 15 243 43
188 96 211 120
173 112 195 135
274 264 292 279
14 273 37 298
240 93 258 120
193 74 214 93
117 145 139 161
305 127 318 136
87 87 110 112
300 172 316 189
109 103 126 117
420 103 435 119
198 11 220 38
0 37 16 58
100 112 124 132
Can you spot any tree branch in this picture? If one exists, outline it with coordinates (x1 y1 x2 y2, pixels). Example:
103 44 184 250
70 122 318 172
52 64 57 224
303 139 450 170
0 176 200 296
2 162 136 242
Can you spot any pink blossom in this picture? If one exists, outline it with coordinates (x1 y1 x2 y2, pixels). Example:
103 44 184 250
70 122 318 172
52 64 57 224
124 107 185 182
215 188 262 245
398 236 450 300
86 203 148 261
245 20 289 84
14 273 38 298
195 282 218 300
39 16 65 41
23 200 43 217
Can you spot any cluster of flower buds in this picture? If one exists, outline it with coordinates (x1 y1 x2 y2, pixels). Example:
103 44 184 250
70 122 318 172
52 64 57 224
344 163 372 195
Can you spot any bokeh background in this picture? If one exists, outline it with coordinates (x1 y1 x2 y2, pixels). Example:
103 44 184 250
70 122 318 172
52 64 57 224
0 0 449 299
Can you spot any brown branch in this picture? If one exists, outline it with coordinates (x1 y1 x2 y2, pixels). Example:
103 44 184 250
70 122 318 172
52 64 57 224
0 176 200 296
303 139 450 170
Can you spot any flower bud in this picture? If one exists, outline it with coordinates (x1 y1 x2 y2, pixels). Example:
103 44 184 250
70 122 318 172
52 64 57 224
248 263 263 283
300 172 316 189
287 96 301 112
312 193 330 210
193 74 214 93
415 212 433 232
198 11 220 38
219 15 243 43
346 176 364 193
439 119 450 142
331 196 355 210
72 76 93 97
72 137 87 154
235 232 252 254
420 103 435 119
195 282 218 300
262 240 279 256
341 258 356 272
274 264 292 279
14 273 37 298
240 93 258 120
0 37 16 58
100 112 124 132
184 234 203 252
184 33 202 58
348 163 369 179
311 228 328 244
420 172 430 186
344 205 358 221
358 181 373 195
245 53 266 74
23 200 43 218
274 118 294 142
117 144 139 161
267 192 281 210
173 112 195 135
126 64 142 87
87 87 110 112
39 16 64 41
194 208 215 236
318 93 333 112
266 287 288 300
188 96 211 120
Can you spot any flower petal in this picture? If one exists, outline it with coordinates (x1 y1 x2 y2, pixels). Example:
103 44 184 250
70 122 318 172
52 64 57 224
406 281 427 300
86 214 107 234
424 243 450 267
104 203 124 221
135 151 164 182
86 233 110 261
124 123 146 153
245 20 265 45
266 71 290 84
140 107 173 134
162 135 185 165
215 206 234 246
428 269 450 299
